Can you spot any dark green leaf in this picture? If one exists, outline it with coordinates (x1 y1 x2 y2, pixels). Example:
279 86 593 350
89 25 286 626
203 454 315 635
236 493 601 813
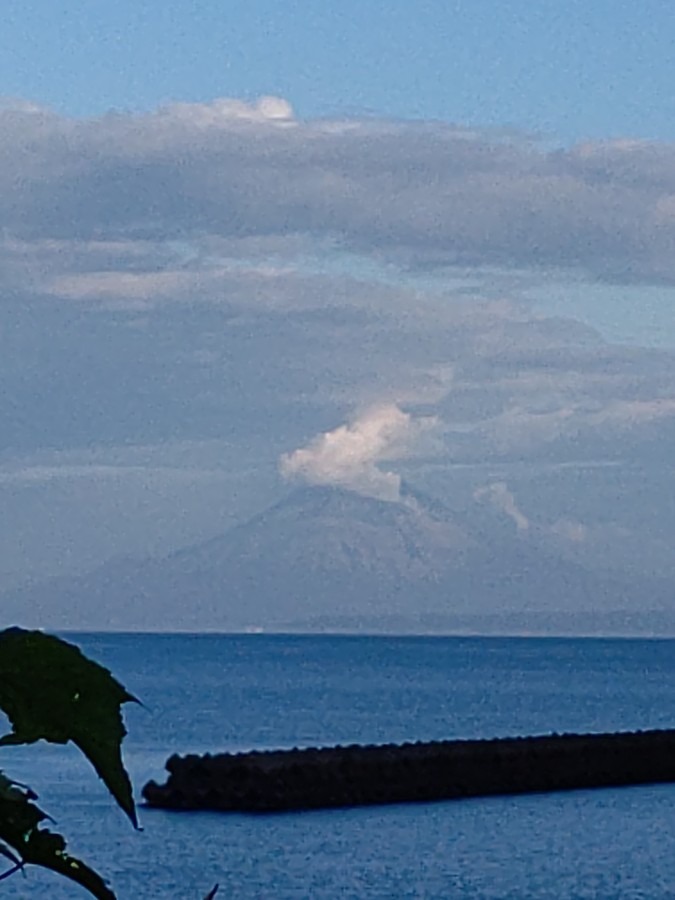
0 628 139 827
0 772 116 898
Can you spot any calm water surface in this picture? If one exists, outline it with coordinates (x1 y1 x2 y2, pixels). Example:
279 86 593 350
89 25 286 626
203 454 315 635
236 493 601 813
3 633 675 898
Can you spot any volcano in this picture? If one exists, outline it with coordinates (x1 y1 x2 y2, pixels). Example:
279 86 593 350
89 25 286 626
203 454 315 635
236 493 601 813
1 484 669 633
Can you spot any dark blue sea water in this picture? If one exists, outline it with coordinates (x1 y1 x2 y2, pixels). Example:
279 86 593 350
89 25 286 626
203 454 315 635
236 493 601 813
4 633 675 898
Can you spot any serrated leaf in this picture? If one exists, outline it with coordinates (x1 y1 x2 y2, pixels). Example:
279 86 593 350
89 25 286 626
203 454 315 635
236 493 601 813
0 772 115 898
0 628 139 827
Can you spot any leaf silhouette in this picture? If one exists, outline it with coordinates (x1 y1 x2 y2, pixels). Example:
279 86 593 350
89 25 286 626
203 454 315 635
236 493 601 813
0 628 139 828
0 772 116 898
0 836 23 880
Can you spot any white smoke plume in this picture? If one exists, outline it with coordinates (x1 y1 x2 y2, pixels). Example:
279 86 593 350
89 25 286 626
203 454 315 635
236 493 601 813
279 404 439 501
474 482 530 532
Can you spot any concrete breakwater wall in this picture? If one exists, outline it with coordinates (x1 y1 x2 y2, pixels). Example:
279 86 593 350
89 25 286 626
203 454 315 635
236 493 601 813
142 729 675 813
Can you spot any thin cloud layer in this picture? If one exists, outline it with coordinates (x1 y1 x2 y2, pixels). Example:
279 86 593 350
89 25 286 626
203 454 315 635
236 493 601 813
2 96 675 285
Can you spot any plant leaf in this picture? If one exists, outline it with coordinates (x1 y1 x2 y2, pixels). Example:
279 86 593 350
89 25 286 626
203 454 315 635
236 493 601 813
0 628 139 827
0 773 116 898
0 841 21 866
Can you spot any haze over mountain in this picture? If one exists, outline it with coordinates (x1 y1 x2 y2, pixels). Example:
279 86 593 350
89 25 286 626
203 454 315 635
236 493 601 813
4 481 672 635
2 93 675 630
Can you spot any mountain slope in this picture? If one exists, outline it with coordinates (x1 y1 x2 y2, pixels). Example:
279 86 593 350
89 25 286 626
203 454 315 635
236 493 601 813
2 485 671 632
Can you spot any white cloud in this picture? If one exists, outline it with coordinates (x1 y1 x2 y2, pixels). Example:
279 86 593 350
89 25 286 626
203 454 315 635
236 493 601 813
279 404 440 501
160 95 295 126
474 481 530 531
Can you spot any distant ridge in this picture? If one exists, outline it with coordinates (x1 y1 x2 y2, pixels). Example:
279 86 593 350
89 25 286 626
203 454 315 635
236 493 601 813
2 483 673 633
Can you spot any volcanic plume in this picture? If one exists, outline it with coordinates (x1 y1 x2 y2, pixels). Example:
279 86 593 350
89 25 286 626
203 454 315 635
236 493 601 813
279 404 439 501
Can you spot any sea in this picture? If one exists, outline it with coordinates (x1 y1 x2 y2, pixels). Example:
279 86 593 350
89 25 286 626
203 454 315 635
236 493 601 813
3 633 675 899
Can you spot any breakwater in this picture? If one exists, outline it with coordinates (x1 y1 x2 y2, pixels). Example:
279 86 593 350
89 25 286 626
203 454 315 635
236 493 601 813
142 729 675 813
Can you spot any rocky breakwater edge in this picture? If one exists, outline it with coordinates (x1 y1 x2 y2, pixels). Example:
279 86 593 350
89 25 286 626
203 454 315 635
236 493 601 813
142 729 675 813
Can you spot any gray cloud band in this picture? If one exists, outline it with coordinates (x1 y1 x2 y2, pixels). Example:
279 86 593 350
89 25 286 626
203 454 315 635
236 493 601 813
2 97 675 284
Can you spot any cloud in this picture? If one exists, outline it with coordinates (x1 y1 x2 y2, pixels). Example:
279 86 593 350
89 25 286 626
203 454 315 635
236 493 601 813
2 96 675 284
279 404 440 501
469 396 675 457
474 481 530 531
4 95 675 599
0 463 236 485
549 518 589 543
4 260 675 468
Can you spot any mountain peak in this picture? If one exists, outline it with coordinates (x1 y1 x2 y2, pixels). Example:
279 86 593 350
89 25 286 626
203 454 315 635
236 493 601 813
2 480 667 633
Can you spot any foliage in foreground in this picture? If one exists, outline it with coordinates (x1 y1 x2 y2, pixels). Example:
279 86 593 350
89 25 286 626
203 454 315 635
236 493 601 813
0 627 138 898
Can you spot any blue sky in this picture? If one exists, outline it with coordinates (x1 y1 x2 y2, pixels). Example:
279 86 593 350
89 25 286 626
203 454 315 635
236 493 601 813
4 0 675 141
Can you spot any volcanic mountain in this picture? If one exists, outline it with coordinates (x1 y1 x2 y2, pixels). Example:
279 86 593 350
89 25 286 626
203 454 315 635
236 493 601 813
2 484 670 633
